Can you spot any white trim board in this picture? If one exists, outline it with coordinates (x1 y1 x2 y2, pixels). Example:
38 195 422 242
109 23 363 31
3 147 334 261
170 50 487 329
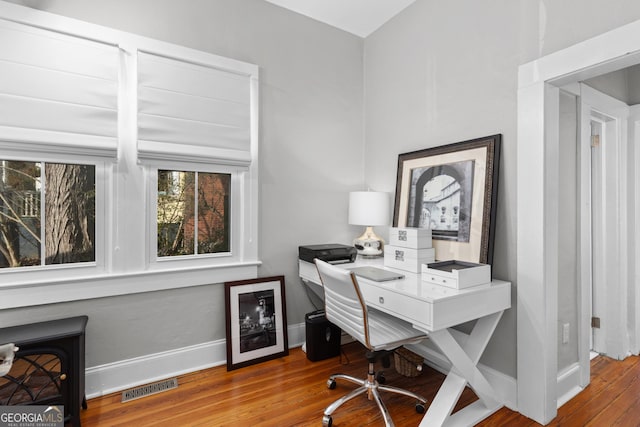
84 323 517 417
517 17 640 425
557 363 583 408
85 322 306 398
85 340 226 398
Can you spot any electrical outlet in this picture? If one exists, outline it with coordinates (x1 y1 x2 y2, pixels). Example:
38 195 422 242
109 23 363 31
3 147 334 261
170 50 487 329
562 323 570 344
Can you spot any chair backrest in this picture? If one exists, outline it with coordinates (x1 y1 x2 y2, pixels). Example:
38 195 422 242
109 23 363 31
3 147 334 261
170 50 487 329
315 259 371 349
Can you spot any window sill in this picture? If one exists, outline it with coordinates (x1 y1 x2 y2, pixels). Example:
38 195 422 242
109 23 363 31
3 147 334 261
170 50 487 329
0 260 261 309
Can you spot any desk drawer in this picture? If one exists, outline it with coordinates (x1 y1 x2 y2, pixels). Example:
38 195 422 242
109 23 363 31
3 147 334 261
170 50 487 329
421 261 491 289
359 285 432 330
422 273 458 289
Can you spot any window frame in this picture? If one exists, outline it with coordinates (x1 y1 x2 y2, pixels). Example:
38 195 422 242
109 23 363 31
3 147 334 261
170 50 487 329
0 2 260 309
0 151 109 285
146 162 245 270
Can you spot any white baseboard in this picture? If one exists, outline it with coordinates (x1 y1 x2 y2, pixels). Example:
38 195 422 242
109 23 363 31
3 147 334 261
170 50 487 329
556 362 583 408
86 322 307 399
406 342 518 412
85 321 519 413
287 321 306 348
85 340 226 398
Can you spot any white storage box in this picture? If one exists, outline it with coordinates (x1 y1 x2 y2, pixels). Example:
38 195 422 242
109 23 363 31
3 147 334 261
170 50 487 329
384 245 435 273
421 260 491 289
389 227 432 249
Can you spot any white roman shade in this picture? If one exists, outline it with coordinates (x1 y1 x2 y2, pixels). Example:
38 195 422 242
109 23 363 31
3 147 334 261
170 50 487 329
137 52 253 166
0 19 119 158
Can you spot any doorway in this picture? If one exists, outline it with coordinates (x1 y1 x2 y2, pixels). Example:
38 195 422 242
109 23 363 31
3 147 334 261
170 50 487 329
578 83 630 362
517 21 640 425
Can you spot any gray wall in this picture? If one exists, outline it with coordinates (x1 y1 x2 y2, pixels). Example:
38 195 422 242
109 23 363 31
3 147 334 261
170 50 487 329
585 69 633 104
0 0 364 368
362 0 640 377
585 64 640 105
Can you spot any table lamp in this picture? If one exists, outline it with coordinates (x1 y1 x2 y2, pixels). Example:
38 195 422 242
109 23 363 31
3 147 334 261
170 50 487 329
348 191 390 257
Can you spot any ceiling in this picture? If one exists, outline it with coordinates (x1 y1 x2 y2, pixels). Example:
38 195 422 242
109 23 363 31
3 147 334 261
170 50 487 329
263 0 417 38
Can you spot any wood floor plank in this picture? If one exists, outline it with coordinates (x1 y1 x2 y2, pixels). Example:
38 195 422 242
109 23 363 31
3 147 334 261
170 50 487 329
80 345 640 426
549 358 640 426
584 363 640 427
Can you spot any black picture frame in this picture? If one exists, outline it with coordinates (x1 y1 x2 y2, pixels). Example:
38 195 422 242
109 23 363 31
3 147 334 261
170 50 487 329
393 134 501 265
224 276 288 371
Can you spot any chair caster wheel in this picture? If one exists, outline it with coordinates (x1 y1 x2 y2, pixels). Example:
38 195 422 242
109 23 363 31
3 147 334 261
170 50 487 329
322 414 333 427
327 379 337 390
415 402 426 414
376 373 386 384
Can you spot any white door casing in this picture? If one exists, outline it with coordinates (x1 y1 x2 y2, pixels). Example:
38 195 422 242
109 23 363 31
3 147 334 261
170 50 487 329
579 84 630 361
517 19 640 425
590 118 605 354
628 105 640 356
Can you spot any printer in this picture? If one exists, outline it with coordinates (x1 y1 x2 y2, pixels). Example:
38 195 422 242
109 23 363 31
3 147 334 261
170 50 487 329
298 243 357 264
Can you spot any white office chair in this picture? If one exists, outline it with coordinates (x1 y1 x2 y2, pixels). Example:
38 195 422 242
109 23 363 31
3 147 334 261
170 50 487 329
315 259 428 427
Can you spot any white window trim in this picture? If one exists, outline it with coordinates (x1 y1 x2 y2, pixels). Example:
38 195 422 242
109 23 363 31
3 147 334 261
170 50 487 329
0 152 109 283
145 162 248 270
0 2 260 308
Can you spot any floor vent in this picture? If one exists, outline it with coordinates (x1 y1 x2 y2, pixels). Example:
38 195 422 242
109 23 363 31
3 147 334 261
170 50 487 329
121 378 178 403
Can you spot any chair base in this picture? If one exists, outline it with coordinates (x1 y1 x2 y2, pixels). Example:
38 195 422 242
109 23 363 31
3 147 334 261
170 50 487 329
322 362 427 427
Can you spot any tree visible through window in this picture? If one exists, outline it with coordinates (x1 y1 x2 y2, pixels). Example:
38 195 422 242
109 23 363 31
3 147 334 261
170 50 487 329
0 160 96 268
157 170 230 257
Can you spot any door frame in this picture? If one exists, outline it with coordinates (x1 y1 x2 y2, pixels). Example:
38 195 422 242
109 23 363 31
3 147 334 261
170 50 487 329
629 105 640 355
517 20 640 425
578 84 630 363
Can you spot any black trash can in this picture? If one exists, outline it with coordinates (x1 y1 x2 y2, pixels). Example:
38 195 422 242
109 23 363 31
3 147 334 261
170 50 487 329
305 310 341 361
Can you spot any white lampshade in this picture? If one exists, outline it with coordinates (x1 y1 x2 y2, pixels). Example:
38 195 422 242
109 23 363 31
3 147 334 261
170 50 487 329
348 191 390 226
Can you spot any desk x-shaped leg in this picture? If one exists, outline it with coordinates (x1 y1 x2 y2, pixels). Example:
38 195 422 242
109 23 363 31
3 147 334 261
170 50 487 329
419 311 504 427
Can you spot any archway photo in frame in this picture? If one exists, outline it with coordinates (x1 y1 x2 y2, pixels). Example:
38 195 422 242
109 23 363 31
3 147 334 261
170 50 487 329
393 135 501 265
225 276 288 371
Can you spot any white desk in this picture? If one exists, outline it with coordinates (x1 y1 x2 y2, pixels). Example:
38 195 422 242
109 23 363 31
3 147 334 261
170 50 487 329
299 257 511 427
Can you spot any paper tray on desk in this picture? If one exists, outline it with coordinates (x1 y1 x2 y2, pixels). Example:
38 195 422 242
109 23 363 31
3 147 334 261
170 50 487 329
421 260 491 289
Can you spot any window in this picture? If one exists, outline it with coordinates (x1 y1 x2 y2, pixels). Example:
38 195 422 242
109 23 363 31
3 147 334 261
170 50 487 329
0 6 259 307
138 51 257 269
0 160 96 269
157 170 230 257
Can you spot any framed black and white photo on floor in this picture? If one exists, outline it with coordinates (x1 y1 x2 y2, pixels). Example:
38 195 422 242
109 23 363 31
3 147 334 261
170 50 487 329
224 276 288 370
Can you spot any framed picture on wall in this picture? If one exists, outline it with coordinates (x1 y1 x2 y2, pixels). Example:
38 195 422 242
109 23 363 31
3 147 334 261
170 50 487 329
393 134 501 265
224 276 288 371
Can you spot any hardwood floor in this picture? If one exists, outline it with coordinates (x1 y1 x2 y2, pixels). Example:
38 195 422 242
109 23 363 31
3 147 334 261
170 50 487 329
80 342 640 426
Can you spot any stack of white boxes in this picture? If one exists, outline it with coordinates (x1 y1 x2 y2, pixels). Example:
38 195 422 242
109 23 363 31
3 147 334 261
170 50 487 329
384 227 435 273
421 260 491 289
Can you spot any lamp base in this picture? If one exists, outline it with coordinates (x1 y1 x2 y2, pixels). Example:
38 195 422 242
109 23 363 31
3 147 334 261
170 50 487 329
353 226 384 258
